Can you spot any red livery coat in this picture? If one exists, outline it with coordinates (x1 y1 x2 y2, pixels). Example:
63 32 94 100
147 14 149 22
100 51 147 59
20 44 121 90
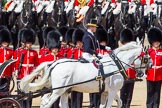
40 51 63 63
126 67 136 79
66 47 73 58
0 47 14 78
15 49 39 79
96 49 111 55
146 48 162 81
38 47 50 63
73 48 83 59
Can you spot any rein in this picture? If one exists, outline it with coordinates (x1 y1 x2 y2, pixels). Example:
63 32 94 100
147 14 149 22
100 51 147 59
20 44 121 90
24 67 120 96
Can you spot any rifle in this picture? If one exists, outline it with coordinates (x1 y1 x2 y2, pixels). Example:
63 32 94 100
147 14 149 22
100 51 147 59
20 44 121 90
18 53 24 75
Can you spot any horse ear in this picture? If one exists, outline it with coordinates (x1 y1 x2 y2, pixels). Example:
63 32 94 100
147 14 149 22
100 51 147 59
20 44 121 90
136 37 143 47
136 37 140 45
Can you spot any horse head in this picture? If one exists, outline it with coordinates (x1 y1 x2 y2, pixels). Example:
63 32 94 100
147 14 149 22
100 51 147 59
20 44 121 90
82 5 102 29
49 0 67 28
19 0 34 28
133 45 152 78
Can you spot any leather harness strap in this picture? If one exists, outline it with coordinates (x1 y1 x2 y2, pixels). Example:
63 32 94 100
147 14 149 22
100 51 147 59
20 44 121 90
109 52 128 80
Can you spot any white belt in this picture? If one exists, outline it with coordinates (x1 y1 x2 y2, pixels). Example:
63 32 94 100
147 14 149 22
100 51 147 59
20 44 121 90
152 66 162 69
22 64 34 67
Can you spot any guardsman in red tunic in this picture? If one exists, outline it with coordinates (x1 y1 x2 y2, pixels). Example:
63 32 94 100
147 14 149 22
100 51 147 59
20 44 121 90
71 28 84 108
146 27 162 108
45 30 63 61
96 28 111 55
39 27 55 64
59 26 69 57
40 30 63 108
15 28 39 108
119 28 136 108
13 28 27 75
65 28 75 58
0 28 13 98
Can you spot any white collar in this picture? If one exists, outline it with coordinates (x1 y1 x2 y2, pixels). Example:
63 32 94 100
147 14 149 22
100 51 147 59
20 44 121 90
87 29 94 36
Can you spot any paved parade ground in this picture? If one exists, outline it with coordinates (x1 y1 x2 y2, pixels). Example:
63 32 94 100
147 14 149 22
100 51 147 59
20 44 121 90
28 78 162 108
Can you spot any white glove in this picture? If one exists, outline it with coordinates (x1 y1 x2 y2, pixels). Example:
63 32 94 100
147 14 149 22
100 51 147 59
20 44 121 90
98 53 104 58
105 46 111 50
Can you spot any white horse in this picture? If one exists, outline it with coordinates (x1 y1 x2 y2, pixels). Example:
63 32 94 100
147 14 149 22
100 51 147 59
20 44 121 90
19 41 144 108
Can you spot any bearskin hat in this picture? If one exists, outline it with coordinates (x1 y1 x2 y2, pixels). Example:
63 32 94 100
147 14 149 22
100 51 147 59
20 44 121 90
147 27 162 44
18 28 27 43
43 26 56 42
0 28 12 44
59 26 69 41
47 30 61 50
72 28 84 44
120 28 134 44
96 28 108 43
65 28 75 44
21 29 36 44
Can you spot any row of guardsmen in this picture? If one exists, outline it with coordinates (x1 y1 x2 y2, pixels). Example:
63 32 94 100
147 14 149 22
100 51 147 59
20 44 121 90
0 25 138 108
0 23 110 108
0 24 162 108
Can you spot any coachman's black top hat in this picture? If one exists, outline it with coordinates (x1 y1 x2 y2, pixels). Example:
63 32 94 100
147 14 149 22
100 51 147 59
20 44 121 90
87 18 98 27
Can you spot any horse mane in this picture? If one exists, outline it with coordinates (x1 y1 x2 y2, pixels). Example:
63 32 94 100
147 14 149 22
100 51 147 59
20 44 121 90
114 41 141 54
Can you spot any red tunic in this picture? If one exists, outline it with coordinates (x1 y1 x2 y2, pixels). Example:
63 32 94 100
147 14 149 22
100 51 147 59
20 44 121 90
146 48 162 81
126 67 136 79
74 0 94 7
59 47 67 58
15 49 39 79
111 0 116 3
96 49 111 55
40 52 63 63
66 47 73 58
141 0 146 5
38 47 50 64
73 48 83 59
150 0 154 5
0 47 14 78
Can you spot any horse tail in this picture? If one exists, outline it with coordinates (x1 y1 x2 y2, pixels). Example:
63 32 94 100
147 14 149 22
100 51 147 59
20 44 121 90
19 62 51 93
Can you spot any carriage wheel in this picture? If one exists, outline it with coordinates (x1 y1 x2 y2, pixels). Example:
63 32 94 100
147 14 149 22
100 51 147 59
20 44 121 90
0 98 21 108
